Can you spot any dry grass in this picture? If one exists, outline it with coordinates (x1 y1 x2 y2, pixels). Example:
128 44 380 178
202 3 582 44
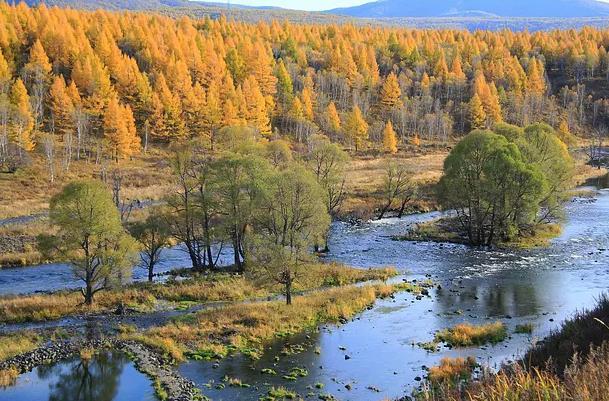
126 283 405 362
419 297 609 401
0 264 398 323
0 149 173 220
341 149 447 219
428 357 477 385
0 332 41 361
0 367 18 388
435 322 507 347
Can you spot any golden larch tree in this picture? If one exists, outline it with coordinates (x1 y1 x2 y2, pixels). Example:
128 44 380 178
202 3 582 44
469 93 487 130
382 120 398 154
10 78 34 151
379 72 402 110
326 101 341 133
345 105 369 152
103 94 140 160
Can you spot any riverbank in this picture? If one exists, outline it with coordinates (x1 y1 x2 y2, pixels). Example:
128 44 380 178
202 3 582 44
417 295 609 401
396 216 563 249
0 263 397 324
0 278 428 401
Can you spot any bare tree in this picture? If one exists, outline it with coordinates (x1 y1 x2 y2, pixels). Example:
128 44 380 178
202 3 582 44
377 162 417 220
40 133 56 183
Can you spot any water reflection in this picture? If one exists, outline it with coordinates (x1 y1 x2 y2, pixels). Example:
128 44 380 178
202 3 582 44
179 191 609 400
0 351 155 401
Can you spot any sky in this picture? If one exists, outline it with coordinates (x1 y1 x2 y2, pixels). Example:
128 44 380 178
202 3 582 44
211 0 370 11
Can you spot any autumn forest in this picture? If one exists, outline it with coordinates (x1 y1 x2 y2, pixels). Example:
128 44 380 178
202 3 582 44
3 2 609 401
0 2 607 168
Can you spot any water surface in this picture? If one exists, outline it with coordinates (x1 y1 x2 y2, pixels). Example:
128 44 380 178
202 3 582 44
179 190 609 400
0 350 156 401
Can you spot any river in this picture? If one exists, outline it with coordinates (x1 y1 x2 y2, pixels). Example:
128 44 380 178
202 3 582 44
1 188 608 401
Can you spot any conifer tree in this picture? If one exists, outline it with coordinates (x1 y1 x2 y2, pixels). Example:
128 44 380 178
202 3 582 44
48 75 74 136
379 72 402 110
10 78 34 151
301 86 314 121
326 102 341 133
103 94 140 160
469 93 487 130
382 120 398 154
345 105 369 152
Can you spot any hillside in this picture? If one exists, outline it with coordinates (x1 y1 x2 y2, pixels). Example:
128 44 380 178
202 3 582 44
328 0 609 17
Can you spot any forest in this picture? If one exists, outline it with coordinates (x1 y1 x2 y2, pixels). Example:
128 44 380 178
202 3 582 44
2 2 609 401
0 1 608 173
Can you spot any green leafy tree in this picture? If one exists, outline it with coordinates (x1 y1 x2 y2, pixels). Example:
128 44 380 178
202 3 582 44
253 163 330 304
129 210 171 282
438 130 546 245
212 153 271 271
39 180 138 305
518 123 574 222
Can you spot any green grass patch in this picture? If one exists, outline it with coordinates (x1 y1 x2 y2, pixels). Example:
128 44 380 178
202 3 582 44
515 323 534 334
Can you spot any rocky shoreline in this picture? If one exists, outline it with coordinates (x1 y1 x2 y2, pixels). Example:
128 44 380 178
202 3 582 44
0 338 200 401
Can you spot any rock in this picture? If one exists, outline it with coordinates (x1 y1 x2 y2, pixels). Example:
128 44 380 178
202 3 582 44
344 355 351 360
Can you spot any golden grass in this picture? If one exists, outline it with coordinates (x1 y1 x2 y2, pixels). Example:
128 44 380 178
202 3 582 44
0 149 173 220
341 150 447 219
79 347 94 362
125 283 405 362
0 367 18 388
0 332 41 361
435 322 507 347
0 264 398 323
421 343 609 401
428 357 477 385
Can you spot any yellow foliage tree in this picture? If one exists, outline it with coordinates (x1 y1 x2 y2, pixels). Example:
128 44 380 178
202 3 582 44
326 101 341 133
48 75 74 136
103 94 140 160
379 72 402 110
382 120 398 154
10 78 34 151
345 105 369 152
469 93 487 130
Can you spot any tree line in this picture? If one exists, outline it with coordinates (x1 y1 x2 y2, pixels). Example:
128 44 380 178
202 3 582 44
0 3 608 177
38 128 349 305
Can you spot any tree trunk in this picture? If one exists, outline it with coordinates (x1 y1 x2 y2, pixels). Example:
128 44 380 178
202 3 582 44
377 201 392 220
397 198 409 218
84 284 93 305
285 279 292 305
148 261 154 282
233 236 242 271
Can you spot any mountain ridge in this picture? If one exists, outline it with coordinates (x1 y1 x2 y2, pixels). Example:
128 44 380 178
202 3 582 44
327 0 609 18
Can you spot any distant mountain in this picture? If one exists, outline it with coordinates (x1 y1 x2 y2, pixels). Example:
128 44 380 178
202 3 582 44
327 0 609 18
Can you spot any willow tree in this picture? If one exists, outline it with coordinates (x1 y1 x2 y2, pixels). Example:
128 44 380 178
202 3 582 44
39 180 138 304
253 163 330 304
211 152 271 271
438 130 546 245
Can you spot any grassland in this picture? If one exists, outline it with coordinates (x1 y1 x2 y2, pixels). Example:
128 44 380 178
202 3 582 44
0 263 398 323
341 146 448 220
419 295 609 401
122 282 422 362
0 332 41 361
0 150 173 220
